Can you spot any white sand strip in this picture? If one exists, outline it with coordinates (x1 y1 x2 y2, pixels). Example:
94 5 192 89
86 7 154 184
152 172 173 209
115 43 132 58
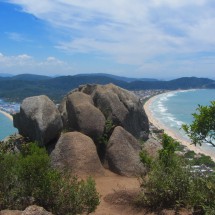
0 109 13 121
144 95 215 162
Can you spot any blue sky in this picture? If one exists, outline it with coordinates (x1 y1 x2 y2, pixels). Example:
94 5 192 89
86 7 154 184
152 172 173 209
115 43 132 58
0 0 215 79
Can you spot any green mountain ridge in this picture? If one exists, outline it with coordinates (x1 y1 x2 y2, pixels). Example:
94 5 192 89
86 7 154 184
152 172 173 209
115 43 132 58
0 74 214 102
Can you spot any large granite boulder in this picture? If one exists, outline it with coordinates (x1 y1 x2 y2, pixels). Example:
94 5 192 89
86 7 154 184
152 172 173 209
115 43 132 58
13 95 63 146
60 84 149 139
143 137 162 158
92 84 149 138
106 126 145 176
50 132 104 176
66 92 105 140
58 97 68 128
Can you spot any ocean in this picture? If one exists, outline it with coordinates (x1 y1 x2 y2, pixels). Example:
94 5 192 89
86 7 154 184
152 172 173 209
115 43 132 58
0 112 17 141
0 99 19 141
149 89 215 154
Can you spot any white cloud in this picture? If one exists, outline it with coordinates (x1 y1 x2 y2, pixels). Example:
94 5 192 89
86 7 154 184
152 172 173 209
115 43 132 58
0 53 72 75
150 0 207 8
5 32 31 42
6 0 215 78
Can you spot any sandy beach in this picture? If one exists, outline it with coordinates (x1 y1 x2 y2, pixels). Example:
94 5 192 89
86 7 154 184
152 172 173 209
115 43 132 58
0 109 13 121
144 94 215 162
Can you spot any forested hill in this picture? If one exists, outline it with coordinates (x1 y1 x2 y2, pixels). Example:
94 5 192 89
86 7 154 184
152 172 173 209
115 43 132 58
126 77 215 90
0 74 214 102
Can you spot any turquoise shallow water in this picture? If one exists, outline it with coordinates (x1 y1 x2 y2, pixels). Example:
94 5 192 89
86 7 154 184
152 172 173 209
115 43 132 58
149 89 215 154
0 112 17 140
0 99 19 140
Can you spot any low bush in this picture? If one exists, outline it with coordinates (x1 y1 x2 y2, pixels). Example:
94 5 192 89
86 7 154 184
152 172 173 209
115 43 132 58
0 142 100 214
139 156 190 209
192 154 215 168
138 134 215 214
139 150 152 171
184 150 196 159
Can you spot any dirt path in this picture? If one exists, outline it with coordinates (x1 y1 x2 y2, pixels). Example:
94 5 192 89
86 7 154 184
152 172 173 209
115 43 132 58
91 170 192 215
92 170 144 215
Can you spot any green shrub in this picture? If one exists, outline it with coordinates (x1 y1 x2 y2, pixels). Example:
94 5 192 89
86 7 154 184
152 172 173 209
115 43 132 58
159 134 179 167
188 174 215 214
139 154 190 209
138 133 215 213
55 176 100 215
139 150 152 171
192 154 215 168
184 150 196 159
0 142 100 214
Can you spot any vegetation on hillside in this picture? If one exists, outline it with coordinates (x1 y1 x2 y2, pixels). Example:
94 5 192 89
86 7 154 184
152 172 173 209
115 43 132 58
139 134 215 214
0 75 214 102
0 139 100 214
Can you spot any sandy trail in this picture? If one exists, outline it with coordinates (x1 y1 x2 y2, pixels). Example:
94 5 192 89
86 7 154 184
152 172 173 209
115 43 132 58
92 170 145 215
92 170 190 215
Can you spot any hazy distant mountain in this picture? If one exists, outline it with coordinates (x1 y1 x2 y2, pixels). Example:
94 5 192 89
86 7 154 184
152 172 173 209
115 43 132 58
10 74 52 81
126 77 215 90
0 73 14 77
74 73 158 82
0 74 214 102
205 82 215 89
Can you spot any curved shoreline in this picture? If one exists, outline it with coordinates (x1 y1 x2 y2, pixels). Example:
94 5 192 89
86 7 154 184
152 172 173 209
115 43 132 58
0 110 13 121
144 93 215 162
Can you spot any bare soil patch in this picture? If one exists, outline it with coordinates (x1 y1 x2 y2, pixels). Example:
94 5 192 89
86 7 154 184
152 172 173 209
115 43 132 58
91 170 192 215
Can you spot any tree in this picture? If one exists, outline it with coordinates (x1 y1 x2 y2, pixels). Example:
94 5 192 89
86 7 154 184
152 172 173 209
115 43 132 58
182 101 215 146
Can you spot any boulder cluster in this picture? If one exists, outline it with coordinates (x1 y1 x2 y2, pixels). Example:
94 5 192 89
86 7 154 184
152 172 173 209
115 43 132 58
13 84 149 177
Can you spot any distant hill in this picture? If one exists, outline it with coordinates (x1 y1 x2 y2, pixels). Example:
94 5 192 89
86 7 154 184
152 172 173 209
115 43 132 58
0 74 214 103
126 77 215 90
0 73 14 77
10 74 52 81
0 75 126 102
74 73 158 82
205 82 215 89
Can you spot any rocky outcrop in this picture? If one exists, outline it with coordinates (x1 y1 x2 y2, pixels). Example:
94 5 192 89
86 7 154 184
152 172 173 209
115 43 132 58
106 126 145 176
50 132 104 176
66 92 105 140
12 84 149 178
92 84 149 139
0 206 52 215
0 210 22 215
61 84 149 139
22 205 53 215
58 97 68 128
13 95 63 146
143 138 162 158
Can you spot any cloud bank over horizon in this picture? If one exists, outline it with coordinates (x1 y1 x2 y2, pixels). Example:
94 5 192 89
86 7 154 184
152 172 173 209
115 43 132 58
1 0 215 79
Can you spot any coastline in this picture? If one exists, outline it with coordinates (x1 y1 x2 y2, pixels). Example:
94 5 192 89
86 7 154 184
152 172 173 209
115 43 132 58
144 93 215 162
0 109 13 121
